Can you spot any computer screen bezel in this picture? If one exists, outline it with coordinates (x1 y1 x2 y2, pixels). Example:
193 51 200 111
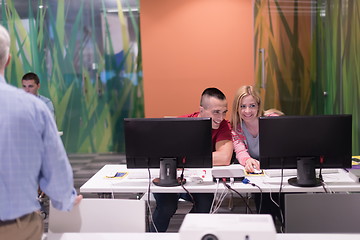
259 114 352 186
124 117 213 186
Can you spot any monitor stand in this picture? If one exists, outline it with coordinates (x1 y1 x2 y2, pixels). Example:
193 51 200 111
153 158 186 187
288 157 322 187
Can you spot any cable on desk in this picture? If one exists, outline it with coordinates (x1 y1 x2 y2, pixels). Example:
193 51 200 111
179 167 196 209
319 156 324 182
223 180 254 214
211 178 229 213
212 187 228 213
146 167 158 233
320 181 328 193
242 178 262 214
210 178 220 213
275 166 285 233
318 156 330 193
321 181 334 193
179 158 196 209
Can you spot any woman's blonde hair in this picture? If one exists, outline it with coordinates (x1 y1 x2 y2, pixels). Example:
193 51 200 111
230 85 262 130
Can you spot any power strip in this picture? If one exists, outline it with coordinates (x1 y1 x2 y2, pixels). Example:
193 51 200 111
212 168 245 182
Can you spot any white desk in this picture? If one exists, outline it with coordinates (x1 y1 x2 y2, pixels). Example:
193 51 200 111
80 164 360 194
45 232 360 240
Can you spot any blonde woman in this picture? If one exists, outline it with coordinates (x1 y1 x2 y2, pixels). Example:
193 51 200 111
230 86 285 172
230 85 263 172
230 85 285 224
230 85 284 172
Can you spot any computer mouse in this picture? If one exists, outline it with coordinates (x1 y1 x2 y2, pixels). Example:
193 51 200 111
253 168 263 174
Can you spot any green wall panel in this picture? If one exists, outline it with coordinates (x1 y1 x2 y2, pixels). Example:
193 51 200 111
1 0 143 153
255 0 359 154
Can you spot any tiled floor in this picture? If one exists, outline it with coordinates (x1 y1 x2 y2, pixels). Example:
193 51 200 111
44 153 258 233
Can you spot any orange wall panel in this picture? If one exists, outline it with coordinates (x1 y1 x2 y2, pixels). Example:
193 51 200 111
141 0 254 117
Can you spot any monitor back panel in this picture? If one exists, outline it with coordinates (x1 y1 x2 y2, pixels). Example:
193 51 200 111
124 118 212 168
259 115 352 169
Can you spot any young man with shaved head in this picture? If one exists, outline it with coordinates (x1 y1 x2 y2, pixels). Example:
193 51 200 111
150 87 233 232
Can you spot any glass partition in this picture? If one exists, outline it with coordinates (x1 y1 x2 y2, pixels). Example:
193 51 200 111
0 0 143 153
255 0 359 154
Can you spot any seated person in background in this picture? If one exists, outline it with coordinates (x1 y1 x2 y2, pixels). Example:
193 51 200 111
150 87 233 232
22 72 55 118
22 72 56 217
264 108 284 117
230 85 284 224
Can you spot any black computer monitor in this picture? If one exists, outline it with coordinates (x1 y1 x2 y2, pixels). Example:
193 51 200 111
124 117 213 187
259 115 352 187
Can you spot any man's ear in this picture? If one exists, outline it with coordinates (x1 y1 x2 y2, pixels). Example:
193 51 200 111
5 54 11 68
199 106 204 113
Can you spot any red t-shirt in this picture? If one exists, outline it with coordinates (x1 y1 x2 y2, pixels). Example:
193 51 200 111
179 112 232 151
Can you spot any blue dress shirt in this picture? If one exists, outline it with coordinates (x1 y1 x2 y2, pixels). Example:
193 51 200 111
38 94 55 119
0 76 77 221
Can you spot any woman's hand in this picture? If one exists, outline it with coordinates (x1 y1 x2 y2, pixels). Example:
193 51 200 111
244 158 260 173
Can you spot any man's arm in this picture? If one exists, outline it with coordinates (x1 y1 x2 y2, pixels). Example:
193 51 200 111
38 102 78 211
212 139 233 166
